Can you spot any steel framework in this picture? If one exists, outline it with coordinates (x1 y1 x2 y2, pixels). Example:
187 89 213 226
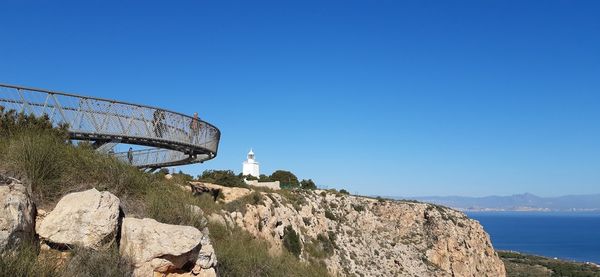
0 83 221 169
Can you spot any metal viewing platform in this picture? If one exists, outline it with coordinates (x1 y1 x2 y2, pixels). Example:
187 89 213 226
0 83 221 169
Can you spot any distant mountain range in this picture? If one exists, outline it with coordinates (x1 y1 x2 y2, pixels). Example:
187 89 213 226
394 193 600 212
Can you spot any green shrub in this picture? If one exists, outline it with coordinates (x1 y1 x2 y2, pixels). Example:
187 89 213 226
210 224 329 277
352 204 365 212
251 191 265 205
324 210 337 221
304 233 336 262
4 131 67 202
300 179 317 190
327 231 337 245
170 171 194 183
198 170 247 188
0 241 60 277
278 190 307 210
145 184 208 230
0 242 131 277
258 174 271 182
0 108 68 139
61 145 152 202
283 226 302 258
1 126 154 209
270 170 300 188
62 246 132 277
339 189 349 195
224 191 265 213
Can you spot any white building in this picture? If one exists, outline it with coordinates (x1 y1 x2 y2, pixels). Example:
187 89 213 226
242 149 260 177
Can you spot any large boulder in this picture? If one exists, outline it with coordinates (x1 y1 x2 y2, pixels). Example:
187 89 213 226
37 188 121 249
120 217 217 276
0 176 35 252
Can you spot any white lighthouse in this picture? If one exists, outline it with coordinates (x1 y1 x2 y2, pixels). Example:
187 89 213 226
242 149 260 177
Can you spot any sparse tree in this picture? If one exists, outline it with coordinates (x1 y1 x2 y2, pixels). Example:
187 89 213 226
270 170 299 188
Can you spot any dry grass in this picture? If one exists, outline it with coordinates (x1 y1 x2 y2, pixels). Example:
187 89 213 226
209 223 330 277
0 241 131 277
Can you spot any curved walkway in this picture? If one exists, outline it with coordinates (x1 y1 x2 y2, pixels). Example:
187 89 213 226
0 83 221 169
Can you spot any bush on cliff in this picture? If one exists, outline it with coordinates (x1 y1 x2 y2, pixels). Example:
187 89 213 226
283 225 302 258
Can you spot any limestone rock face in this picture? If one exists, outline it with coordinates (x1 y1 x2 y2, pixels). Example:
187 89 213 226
209 184 506 277
0 175 35 252
120 218 217 277
37 188 120 249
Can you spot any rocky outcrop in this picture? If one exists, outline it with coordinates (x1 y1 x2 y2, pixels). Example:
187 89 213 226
208 186 505 277
190 182 251 203
0 175 35 252
195 227 218 276
2 184 219 276
120 218 217 277
37 188 121 249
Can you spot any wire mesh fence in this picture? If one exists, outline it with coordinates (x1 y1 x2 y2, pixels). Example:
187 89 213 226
0 84 220 168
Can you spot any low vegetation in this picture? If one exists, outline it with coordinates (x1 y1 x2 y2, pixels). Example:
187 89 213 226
352 204 365 212
0 241 131 277
209 223 329 277
223 191 265 213
197 170 248 188
305 233 335 260
324 210 337 221
0 241 61 277
0 110 330 276
282 225 302 258
500 251 600 277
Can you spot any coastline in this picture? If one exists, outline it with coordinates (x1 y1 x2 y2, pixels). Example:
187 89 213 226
499 250 600 267
498 251 600 276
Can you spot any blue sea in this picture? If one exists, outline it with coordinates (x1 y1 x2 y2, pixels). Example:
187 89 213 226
467 212 600 263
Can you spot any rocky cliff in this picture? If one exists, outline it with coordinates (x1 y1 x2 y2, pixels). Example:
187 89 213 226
198 183 506 277
1 172 505 277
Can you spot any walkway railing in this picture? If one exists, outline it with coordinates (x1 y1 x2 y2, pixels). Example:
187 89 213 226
0 83 221 168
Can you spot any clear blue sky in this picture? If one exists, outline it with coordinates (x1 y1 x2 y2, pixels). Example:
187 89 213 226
1 1 599 197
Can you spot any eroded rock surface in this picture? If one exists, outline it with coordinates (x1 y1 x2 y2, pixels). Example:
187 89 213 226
207 185 505 277
37 188 120 249
120 217 217 277
0 175 35 252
